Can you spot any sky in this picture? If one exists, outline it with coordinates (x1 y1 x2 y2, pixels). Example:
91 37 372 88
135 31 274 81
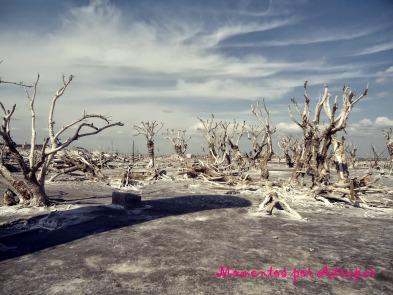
0 0 392 156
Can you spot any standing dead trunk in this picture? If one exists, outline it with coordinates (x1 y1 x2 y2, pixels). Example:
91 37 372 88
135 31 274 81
383 128 393 172
174 145 183 157
284 154 294 168
345 143 357 169
147 139 155 167
13 179 49 206
248 100 275 180
0 164 49 206
260 157 270 179
332 137 349 183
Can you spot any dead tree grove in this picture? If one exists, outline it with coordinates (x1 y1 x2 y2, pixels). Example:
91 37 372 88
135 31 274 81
197 100 275 180
0 74 123 206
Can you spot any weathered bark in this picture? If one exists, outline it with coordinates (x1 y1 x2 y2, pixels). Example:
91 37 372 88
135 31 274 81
2 189 18 206
13 179 49 206
332 137 349 183
0 165 49 206
260 158 270 179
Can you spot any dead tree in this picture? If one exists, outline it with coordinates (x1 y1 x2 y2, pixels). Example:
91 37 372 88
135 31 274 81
134 121 163 168
288 81 368 186
370 145 383 169
198 115 230 167
163 128 190 159
278 136 301 168
246 124 264 167
223 120 246 167
0 73 123 206
198 114 219 161
196 117 248 182
247 100 275 179
345 142 358 168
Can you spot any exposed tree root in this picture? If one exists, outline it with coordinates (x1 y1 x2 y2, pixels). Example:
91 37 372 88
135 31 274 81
257 191 303 220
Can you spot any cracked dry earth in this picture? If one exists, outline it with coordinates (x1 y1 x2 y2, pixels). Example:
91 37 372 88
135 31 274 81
0 178 393 295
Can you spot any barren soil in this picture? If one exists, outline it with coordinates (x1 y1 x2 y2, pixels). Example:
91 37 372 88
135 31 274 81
0 165 393 295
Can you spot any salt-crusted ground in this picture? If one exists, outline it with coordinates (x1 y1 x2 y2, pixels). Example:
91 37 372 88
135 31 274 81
0 164 393 294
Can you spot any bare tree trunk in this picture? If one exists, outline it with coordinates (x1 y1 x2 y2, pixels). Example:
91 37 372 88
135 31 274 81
0 164 49 206
13 180 49 206
333 137 349 183
147 139 154 167
174 145 185 159
260 157 269 179
283 153 294 168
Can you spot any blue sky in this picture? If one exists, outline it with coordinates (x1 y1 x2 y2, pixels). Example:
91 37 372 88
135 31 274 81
0 0 392 155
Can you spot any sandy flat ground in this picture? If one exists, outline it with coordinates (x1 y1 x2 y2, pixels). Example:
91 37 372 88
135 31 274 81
0 166 393 294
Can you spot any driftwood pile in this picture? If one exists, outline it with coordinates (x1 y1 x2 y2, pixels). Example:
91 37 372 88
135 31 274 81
48 147 131 182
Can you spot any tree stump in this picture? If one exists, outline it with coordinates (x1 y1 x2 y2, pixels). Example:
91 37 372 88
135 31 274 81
258 192 302 219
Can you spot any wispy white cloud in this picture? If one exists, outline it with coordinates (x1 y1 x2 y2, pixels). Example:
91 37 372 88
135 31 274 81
0 0 388 153
199 17 300 48
220 26 381 48
375 65 393 84
354 41 393 56
348 116 393 135
0 0 334 113
276 122 302 134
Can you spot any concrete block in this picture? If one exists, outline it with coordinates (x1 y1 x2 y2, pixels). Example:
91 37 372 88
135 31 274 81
112 192 141 209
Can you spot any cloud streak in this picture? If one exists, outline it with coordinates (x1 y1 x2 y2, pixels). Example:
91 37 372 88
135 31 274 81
220 26 382 48
354 41 393 56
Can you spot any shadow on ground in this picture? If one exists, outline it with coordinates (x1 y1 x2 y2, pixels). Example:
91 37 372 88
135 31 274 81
0 194 251 261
